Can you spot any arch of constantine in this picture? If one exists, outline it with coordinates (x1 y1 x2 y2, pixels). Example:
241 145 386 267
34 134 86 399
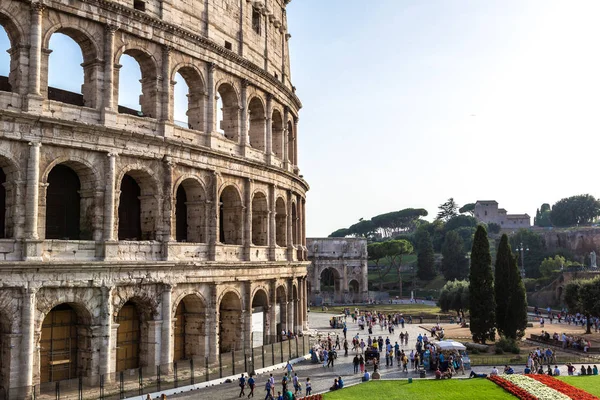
0 0 309 397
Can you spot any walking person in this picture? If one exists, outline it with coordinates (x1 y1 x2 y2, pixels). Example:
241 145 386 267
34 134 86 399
248 375 255 398
353 354 359 374
359 354 365 373
239 374 247 398
305 378 312 396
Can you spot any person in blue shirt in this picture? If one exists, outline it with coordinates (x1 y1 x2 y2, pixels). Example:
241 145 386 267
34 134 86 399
524 366 531 374
238 374 246 398
276 391 283 400
248 375 255 398
337 376 344 389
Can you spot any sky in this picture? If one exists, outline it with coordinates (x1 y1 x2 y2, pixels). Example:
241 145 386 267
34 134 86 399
2 1 600 238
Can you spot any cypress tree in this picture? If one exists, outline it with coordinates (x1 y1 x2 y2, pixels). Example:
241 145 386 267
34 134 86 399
495 234 512 337
441 231 468 281
504 249 529 339
416 230 436 280
469 225 496 343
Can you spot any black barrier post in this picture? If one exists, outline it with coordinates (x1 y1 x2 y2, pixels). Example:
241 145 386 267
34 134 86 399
138 368 143 395
303 336 306 355
280 340 284 363
262 346 265 369
251 346 255 374
174 362 178 388
272 343 275 366
119 371 124 399
191 358 196 385
55 381 59 400
100 374 105 400
288 338 291 360
204 357 209 383
157 366 161 392
219 353 223 378
232 351 236 375
295 338 299 358
79 375 83 400
244 352 247 373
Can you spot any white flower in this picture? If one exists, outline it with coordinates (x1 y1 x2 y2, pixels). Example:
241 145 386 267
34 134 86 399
501 374 571 400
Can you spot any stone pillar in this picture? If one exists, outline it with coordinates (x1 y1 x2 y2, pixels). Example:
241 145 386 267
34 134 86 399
286 190 293 260
160 46 173 137
240 79 249 155
147 320 162 368
293 118 299 172
268 184 276 261
243 178 252 261
265 94 273 164
160 284 173 367
343 264 349 301
237 0 245 57
362 260 369 302
102 24 118 124
269 280 277 343
302 277 309 330
25 142 40 240
99 285 113 378
283 107 290 168
26 2 44 111
286 280 293 333
205 63 216 147
162 159 175 260
208 171 220 261
244 281 252 351
20 287 36 397
104 153 117 241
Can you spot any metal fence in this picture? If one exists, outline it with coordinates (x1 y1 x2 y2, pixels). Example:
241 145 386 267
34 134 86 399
9 336 314 400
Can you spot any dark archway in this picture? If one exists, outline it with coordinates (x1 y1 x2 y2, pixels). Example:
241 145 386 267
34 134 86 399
349 280 360 302
174 300 186 361
251 290 269 347
175 178 206 243
0 168 5 238
248 97 266 151
175 185 187 242
116 302 140 372
291 203 298 246
174 294 207 362
45 165 81 240
118 174 141 240
251 192 268 246
219 186 243 245
272 110 284 159
276 286 287 340
275 198 286 247
219 292 242 354
320 268 342 303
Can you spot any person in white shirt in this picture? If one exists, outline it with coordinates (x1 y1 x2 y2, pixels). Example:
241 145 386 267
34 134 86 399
490 366 499 376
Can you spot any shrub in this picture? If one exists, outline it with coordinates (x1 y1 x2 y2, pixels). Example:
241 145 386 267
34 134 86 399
497 337 520 354
495 347 504 355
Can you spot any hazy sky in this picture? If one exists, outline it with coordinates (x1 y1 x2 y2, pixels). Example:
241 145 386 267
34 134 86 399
2 1 600 238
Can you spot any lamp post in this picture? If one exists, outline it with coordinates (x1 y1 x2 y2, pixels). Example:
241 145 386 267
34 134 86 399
516 242 529 278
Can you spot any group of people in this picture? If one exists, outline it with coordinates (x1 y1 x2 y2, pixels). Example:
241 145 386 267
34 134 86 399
526 347 556 372
540 330 593 352
237 361 312 400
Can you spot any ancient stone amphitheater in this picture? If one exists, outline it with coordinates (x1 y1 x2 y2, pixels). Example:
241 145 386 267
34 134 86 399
0 0 308 397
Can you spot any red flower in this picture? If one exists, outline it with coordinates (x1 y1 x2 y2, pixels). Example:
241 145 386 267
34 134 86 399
488 375 538 400
527 374 599 400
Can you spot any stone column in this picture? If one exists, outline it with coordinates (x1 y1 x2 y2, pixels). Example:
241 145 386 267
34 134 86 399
268 184 276 261
20 287 36 396
293 118 299 172
243 178 252 261
160 284 173 368
162 159 175 260
286 190 293 260
286 280 293 333
99 285 113 378
283 107 290 168
265 94 273 164
237 0 245 57
269 280 277 343
27 3 44 111
104 153 117 241
303 277 309 330
208 171 220 261
160 46 173 137
240 79 249 155
25 142 40 240
102 24 118 124
244 281 252 351
205 63 216 147
343 264 349 300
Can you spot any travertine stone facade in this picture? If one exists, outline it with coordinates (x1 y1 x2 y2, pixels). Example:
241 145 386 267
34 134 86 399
0 0 308 397
474 200 531 229
306 238 368 305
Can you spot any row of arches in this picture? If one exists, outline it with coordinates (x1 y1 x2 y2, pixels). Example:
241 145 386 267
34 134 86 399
0 15 298 163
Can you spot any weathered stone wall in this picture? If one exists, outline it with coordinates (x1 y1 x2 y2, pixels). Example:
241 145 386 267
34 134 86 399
0 0 308 396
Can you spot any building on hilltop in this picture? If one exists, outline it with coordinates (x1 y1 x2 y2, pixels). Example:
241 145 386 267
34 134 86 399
306 238 368 305
474 200 531 229
0 0 309 397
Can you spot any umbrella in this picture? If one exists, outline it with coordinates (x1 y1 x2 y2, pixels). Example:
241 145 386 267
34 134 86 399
434 340 466 351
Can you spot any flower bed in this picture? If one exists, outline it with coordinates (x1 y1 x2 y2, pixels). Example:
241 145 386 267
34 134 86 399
501 374 571 400
488 375 538 400
527 375 599 400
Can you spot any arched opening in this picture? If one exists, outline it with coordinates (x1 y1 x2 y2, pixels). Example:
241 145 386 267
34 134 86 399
116 302 141 372
248 97 266 151
287 121 295 165
117 50 157 118
175 178 206 243
251 290 269 347
47 30 97 107
0 22 12 92
173 68 204 130
0 168 5 238
219 185 243 245
175 185 187 242
275 198 286 247
272 110 284 159
292 286 299 334
291 203 298 246
251 192 268 246
349 279 360 302
45 165 81 240
40 304 91 383
118 170 157 240
174 294 207 362
219 292 242 353
118 174 141 240
276 286 287 339
320 268 342 303
216 83 239 142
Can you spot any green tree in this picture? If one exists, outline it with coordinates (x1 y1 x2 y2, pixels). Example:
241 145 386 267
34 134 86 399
371 208 428 237
329 228 350 238
438 280 469 318
437 198 459 222
441 230 468 281
509 229 546 278
487 222 501 234
469 225 496 344
416 229 436 280
368 239 413 291
459 203 476 216
495 234 528 339
534 203 552 227
540 255 570 277
445 215 478 232
564 278 600 334
550 194 600 227
348 219 377 238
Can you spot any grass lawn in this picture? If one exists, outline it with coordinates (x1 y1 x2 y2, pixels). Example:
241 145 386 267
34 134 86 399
556 376 600 396
311 304 446 315
323 379 516 400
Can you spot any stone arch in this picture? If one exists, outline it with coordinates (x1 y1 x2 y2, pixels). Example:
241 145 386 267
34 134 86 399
271 108 284 159
251 288 269 347
219 184 243 245
320 267 342 303
0 11 24 93
117 166 160 240
43 25 101 108
172 292 207 362
287 120 295 165
41 158 101 241
248 96 266 151
251 190 268 246
275 285 287 339
218 290 242 353
275 197 286 247
173 176 207 243
349 279 360 302
172 64 205 131
216 82 240 142
116 47 159 118
0 152 21 239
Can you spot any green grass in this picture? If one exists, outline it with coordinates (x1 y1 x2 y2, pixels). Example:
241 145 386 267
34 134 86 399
311 303 446 315
556 376 600 396
323 379 516 400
